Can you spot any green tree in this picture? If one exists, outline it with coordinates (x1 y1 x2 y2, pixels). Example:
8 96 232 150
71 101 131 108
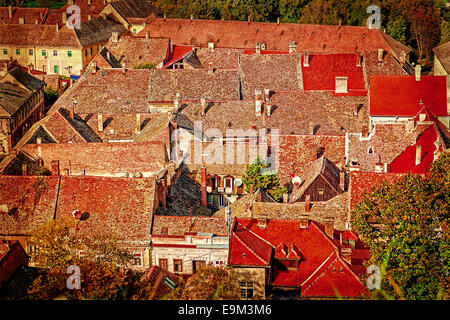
278 0 307 23
386 16 408 44
166 264 241 300
242 157 287 202
352 152 450 300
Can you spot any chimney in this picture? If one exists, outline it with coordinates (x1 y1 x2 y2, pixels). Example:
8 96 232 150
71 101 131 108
415 144 422 165
249 184 254 194
190 14 194 21
341 247 352 264
283 193 288 203
56 24 60 32
264 88 270 101
255 43 261 54
257 217 268 228
90 60 97 74
19 17 24 24
261 42 266 51
288 41 297 53
266 103 272 117
135 114 141 134
356 53 361 67
384 163 390 173
415 64 421 81
35 19 38 24
399 51 406 64
122 62 126 74
163 13 166 20
62 12 67 24
208 42 215 52
305 194 311 212
303 51 309 67
277 17 280 24
22 163 27 176
324 217 335 238
145 31 150 39
37 137 42 158
377 48 384 62
335 77 348 93
51 160 60 176
106 50 111 61
88 0 92 5
201 167 207 206
255 100 262 116
374 163 384 173
88 14 92 21
97 114 103 132
299 215 309 229
8 6 12 18
111 32 119 43
70 105 75 119
201 98 206 116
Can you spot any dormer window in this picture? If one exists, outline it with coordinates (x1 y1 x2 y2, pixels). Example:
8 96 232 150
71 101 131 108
368 147 374 154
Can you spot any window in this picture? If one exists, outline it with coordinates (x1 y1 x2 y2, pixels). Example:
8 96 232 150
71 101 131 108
85 49 88 57
159 258 168 270
2 49 6 55
90 47 93 55
318 188 324 195
68 50 72 57
218 195 225 207
68 66 72 74
132 252 143 266
29 49 33 55
173 259 183 272
215 260 224 268
42 50 46 56
16 49 20 55
367 147 374 154
193 260 206 273
240 281 254 300
224 177 233 189
53 50 57 56
54 65 58 73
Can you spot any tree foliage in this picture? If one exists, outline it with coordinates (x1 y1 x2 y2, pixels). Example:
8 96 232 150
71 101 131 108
27 217 134 300
352 152 450 300
242 157 287 202
166 264 241 300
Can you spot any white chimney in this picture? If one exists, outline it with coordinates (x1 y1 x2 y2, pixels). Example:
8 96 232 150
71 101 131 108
8 6 12 18
97 114 103 132
19 17 25 24
201 98 206 116
208 42 215 52
255 43 261 54
255 100 262 116
377 48 384 62
289 41 297 53
335 77 348 93
415 145 422 165
303 51 309 67
415 65 421 81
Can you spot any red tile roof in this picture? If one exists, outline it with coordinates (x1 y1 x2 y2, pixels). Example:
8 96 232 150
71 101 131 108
301 53 366 93
369 75 448 117
21 141 168 176
0 7 48 24
229 218 367 296
138 18 407 56
163 45 194 68
0 175 60 236
55 176 157 242
349 172 403 211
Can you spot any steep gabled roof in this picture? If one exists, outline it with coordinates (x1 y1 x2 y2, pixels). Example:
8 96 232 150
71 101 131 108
6 66 44 92
290 156 342 203
110 0 159 21
75 16 128 47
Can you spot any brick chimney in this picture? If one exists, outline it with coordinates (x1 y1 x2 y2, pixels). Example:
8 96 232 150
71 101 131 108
299 214 309 229
377 48 384 62
303 51 309 67
305 194 311 212
415 144 422 165
22 163 27 176
415 64 421 81
341 247 352 264
324 217 335 238
135 114 141 134
51 160 60 176
201 167 207 206
97 114 103 132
